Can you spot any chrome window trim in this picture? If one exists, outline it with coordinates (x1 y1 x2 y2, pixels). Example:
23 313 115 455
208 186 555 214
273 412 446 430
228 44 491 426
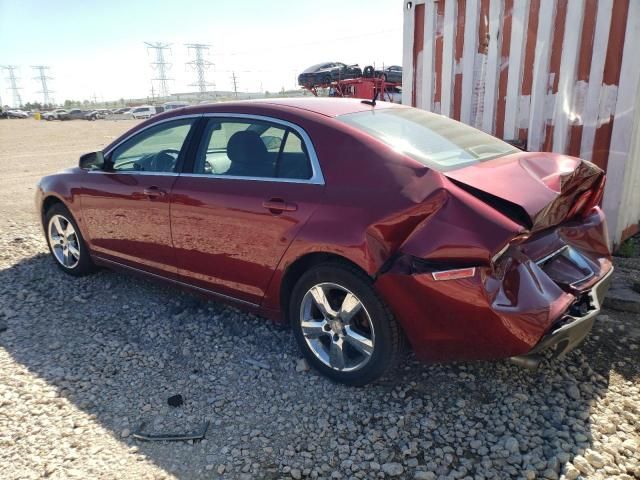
88 170 180 176
98 112 325 185
103 114 203 157
177 173 323 184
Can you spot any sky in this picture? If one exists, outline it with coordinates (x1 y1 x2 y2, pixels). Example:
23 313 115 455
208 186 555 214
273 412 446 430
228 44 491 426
0 0 402 105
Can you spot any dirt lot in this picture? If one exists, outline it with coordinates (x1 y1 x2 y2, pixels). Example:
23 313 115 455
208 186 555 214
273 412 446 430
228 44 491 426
0 118 638 480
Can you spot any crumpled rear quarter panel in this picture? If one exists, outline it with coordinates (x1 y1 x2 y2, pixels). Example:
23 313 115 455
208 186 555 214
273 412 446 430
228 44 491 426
375 207 611 362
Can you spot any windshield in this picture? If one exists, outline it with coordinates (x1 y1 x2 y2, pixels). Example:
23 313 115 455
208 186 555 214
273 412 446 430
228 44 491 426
338 108 518 171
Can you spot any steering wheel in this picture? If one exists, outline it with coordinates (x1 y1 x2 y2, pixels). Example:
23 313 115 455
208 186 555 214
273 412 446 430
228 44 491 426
150 149 181 172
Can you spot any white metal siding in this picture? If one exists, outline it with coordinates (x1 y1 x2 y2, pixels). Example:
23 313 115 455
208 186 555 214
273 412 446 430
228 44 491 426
403 0 640 245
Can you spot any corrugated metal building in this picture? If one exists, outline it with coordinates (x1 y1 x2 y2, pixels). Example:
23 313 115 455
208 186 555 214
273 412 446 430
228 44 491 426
402 0 640 246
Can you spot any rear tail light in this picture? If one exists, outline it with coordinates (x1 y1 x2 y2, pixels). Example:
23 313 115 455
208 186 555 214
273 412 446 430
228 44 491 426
432 267 476 281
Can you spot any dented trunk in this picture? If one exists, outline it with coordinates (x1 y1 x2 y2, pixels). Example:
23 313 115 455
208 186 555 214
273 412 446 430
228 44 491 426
442 152 605 232
368 152 607 268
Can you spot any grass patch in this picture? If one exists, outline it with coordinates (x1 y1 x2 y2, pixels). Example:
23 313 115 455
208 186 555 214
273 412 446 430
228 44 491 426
615 235 640 258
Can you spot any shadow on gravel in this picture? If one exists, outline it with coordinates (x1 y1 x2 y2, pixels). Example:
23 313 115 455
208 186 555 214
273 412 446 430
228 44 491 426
1 253 638 479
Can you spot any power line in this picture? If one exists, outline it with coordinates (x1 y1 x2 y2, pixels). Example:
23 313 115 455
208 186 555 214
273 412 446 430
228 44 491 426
1 65 22 107
31 65 54 105
186 43 215 96
145 42 172 98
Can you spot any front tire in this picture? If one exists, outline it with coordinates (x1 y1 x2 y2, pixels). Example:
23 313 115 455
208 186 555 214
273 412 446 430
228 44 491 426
44 204 96 276
290 262 404 386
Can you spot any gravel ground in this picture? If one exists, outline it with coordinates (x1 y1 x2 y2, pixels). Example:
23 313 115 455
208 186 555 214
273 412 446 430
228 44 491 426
0 119 639 480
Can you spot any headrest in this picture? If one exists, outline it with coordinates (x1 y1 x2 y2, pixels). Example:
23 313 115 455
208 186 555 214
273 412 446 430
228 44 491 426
227 130 268 165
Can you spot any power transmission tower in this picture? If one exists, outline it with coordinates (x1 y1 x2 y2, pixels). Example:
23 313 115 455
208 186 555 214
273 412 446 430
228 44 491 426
145 42 172 98
1 65 22 107
31 65 54 105
186 43 215 97
231 71 239 98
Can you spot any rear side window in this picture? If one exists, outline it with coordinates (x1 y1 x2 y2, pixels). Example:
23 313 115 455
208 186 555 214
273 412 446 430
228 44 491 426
194 118 312 180
338 108 518 171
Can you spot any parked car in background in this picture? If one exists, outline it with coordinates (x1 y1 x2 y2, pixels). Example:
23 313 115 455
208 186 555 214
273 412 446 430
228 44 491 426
375 65 402 83
298 62 362 87
113 107 130 114
7 109 29 119
84 109 110 121
42 109 69 121
36 98 613 385
163 101 189 111
130 106 156 119
67 109 87 120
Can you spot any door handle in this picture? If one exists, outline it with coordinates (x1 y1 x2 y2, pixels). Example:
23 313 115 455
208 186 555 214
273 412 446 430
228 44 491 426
143 186 166 198
262 198 297 213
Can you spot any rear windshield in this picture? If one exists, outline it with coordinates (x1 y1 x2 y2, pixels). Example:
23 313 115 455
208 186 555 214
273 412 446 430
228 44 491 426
338 108 518 171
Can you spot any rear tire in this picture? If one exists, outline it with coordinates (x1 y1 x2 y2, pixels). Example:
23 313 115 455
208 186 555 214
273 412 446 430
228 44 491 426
290 262 404 386
44 204 96 276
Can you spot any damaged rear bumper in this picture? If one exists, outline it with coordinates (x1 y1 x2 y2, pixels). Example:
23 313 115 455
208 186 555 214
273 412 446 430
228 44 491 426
509 266 614 368
374 208 613 363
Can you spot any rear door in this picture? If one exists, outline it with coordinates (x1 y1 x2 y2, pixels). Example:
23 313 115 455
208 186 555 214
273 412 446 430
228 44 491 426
170 114 325 305
79 117 198 276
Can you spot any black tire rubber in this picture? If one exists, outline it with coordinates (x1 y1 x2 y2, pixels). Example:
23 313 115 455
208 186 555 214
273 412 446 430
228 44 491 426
289 262 405 386
44 203 97 276
363 65 375 78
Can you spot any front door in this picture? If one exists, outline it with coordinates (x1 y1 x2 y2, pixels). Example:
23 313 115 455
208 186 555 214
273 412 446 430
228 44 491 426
79 118 197 276
170 116 325 304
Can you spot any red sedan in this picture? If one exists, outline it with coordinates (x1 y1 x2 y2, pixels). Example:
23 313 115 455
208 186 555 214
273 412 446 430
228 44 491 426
37 98 613 385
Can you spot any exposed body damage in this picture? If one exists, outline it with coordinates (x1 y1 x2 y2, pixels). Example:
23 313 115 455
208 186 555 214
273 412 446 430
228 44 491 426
370 153 612 362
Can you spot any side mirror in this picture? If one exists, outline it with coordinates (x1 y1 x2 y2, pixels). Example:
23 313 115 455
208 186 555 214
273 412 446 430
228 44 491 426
79 151 105 170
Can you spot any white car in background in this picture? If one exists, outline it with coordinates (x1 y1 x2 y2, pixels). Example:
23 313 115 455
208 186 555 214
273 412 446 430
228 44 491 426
163 101 189 111
130 106 156 119
42 109 69 120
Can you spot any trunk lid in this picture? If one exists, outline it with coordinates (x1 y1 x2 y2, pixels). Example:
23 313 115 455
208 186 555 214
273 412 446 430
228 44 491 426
442 152 604 232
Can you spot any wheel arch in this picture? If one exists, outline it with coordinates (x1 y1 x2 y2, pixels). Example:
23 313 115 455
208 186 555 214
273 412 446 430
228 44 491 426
279 252 372 322
41 194 66 219
40 194 87 243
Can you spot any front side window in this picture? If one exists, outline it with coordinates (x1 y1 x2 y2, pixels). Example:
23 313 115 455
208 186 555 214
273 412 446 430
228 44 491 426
338 108 518 171
195 118 312 180
110 119 194 173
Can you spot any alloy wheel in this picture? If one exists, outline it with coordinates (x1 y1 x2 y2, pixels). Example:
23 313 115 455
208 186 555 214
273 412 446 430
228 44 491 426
299 282 375 372
48 214 80 269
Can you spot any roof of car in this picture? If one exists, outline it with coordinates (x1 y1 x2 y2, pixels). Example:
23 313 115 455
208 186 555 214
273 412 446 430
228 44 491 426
171 97 405 118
